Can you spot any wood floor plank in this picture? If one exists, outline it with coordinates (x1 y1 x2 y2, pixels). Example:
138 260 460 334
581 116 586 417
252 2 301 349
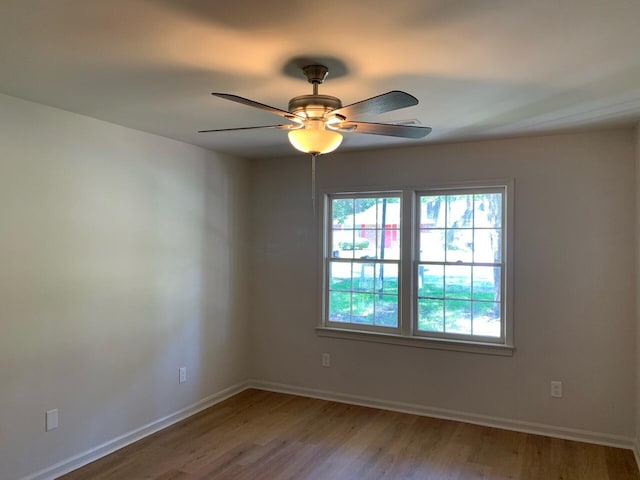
59 389 640 480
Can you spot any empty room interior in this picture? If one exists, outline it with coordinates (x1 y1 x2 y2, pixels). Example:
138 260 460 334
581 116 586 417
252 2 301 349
2 1 640 479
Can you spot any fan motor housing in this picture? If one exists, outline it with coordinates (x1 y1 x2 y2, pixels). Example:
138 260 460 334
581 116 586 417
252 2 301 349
288 95 343 119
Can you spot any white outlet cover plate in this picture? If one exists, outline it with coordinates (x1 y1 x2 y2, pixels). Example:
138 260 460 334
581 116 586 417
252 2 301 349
551 381 562 398
46 409 59 431
322 354 330 367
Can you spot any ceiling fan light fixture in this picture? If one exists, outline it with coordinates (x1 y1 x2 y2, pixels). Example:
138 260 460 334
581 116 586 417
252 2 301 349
288 120 343 155
201 64 431 154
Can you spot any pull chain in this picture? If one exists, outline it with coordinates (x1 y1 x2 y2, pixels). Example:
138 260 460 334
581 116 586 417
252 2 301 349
311 153 317 215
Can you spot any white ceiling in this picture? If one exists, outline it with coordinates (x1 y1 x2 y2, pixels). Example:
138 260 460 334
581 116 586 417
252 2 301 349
1 0 639 159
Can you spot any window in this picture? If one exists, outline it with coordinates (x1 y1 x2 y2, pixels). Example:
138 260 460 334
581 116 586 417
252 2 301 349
320 183 513 355
326 194 402 332
416 189 505 342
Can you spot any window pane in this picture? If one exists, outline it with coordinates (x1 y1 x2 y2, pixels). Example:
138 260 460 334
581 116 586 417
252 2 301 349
420 229 445 262
420 195 446 228
354 198 376 227
445 265 471 299
376 263 398 294
376 228 400 260
352 262 375 292
350 232 373 253
329 262 351 290
376 197 401 228
445 299 472 334
333 229 355 259
369 229 378 258
445 229 473 263
474 193 502 228
352 293 374 324
418 299 444 332
332 198 354 226
447 195 473 228
375 294 398 328
418 264 444 298
474 229 501 263
329 291 351 323
473 266 501 301
473 302 501 337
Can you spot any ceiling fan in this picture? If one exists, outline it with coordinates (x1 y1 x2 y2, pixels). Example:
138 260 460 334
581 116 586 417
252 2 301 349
199 64 432 155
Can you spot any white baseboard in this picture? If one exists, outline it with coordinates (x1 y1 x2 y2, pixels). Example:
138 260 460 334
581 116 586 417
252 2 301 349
634 440 640 473
20 381 250 480
249 379 636 451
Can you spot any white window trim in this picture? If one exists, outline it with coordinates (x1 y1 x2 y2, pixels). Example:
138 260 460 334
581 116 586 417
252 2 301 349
317 180 515 356
315 326 515 356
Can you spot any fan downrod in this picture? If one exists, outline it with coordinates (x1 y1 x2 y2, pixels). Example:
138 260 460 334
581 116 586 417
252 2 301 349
288 64 343 117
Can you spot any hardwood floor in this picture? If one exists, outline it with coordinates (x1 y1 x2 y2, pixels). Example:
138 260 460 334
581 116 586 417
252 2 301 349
60 389 639 480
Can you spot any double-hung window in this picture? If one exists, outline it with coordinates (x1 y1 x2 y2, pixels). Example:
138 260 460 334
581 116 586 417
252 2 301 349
320 182 513 355
325 194 402 333
416 188 505 342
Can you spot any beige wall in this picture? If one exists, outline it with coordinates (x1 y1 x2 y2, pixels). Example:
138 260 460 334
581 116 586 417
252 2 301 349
250 129 636 438
0 94 250 480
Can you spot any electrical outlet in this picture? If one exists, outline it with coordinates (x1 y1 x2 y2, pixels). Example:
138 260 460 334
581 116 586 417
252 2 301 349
179 367 187 384
322 353 331 367
46 409 59 431
551 381 562 398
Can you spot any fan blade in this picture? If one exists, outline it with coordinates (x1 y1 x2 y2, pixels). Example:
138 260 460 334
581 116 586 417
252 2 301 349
338 121 432 139
198 124 297 133
212 93 302 121
332 91 419 119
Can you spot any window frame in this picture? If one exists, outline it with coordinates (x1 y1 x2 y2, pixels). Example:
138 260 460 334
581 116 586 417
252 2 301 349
318 180 514 356
323 191 403 335
413 185 509 345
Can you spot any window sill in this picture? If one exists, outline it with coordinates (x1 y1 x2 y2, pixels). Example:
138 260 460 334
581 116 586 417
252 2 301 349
315 327 515 356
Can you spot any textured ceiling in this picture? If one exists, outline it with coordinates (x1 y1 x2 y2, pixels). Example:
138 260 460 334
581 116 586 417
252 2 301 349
1 0 639 158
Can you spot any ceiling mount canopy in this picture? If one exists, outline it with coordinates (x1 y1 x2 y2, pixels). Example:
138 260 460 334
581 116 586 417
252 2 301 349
301 64 329 89
199 63 432 155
